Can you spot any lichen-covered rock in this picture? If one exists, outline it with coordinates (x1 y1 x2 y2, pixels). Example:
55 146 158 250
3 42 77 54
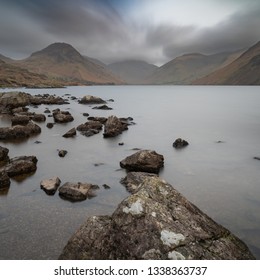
59 173 255 260
40 177 61 195
0 122 41 140
173 138 189 148
103 115 128 138
0 155 37 177
120 150 164 174
59 182 99 201
78 95 106 104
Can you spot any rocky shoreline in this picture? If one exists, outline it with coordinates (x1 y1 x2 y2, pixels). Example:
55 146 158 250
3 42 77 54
0 91 256 259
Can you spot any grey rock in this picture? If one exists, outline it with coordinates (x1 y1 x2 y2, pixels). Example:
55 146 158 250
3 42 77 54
76 121 103 137
120 150 164 174
103 115 128 138
40 177 61 195
173 138 189 148
59 173 255 260
59 182 99 201
92 105 112 110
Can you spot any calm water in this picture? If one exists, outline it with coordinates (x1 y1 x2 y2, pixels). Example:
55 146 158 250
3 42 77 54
0 85 259 259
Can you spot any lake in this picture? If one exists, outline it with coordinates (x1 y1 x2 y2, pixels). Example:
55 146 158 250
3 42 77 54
0 85 259 259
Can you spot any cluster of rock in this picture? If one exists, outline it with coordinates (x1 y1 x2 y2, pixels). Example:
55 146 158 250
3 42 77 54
59 171 255 260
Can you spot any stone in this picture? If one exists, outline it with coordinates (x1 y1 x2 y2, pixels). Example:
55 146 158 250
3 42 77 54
82 113 89 117
29 94 67 105
11 115 30 126
59 173 255 260
0 155 37 177
59 182 99 201
87 116 107 124
31 114 46 122
58 150 67 157
103 115 128 138
92 105 112 110
76 121 103 137
63 128 76 138
40 177 61 195
120 150 164 174
53 110 74 123
253 157 260 161
0 92 31 109
0 146 9 162
0 171 10 189
46 123 54 129
102 184 111 189
78 95 106 104
172 138 189 148
0 122 41 140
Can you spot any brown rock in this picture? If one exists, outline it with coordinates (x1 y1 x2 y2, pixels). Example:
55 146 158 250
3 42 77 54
63 128 76 138
53 111 74 123
78 95 106 104
40 177 61 195
0 171 10 189
173 138 189 148
103 115 128 138
11 115 30 126
76 121 103 137
0 146 9 162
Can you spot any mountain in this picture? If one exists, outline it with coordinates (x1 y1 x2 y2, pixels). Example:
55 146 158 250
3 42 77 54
0 54 13 63
145 51 243 85
13 43 123 85
0 59 64 88
108 60 158 84
194 41 260 85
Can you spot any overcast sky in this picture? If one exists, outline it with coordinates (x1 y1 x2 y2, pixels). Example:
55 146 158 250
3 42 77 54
0 0 259 65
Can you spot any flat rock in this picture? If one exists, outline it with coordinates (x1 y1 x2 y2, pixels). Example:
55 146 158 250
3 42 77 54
103 115 128 138
59 182 99 201
40 177 61 195
173 138 189 148
0 122 41 140
63 128 76 138
78 95 106 104
92 105 112 110
59 173 255 260
76 121 103 137
0 155 38 177
87 116 107 124
120 150 164 174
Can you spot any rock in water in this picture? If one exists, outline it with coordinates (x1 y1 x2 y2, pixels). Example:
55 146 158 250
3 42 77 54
53 110 74 123
173 138 189 148
120 150 164 174
59 182 99 201
58 150 68 157
59 173 255 260
40 177 61 195
0 146 9 162
103 115 128 138
0 171 10 189
78 95 106 104
63 128 76 138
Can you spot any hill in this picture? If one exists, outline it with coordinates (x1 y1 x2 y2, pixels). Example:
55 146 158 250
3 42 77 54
108 60 158 84
13 43 123 85
145 51 243 85
194 41 260 85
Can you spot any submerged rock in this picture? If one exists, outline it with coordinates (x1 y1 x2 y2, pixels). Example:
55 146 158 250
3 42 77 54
120 150 164 174
173 138 189 148
78 95 106 104
59 182 99 201
59 173 255 260
103 115 128 138
40 177 61 195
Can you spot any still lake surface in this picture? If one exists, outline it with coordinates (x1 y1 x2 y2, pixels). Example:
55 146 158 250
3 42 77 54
0 85 259 259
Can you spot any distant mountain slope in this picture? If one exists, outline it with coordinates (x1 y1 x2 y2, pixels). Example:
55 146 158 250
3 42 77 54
194 41 260 85
0 59 63 88
145 51 243 85
14 43 123 85
108 60 158 84
0 54 13 63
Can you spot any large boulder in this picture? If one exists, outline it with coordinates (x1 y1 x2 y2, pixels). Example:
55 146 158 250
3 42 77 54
0 155 38 177
103 115 128 138
78 95 106 104
59 173 255 260
0 122 41 140
0 92 31 109
59 182 99 201
120 150 164 174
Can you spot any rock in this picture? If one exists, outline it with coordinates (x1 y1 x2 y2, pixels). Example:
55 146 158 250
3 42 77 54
53 110 74 123
59 173 255 260
58 150 67 157
253 157 260 160
63 128 76 138
92 105 112 110
44 109 51 114
46 123 54 129
82 113 89 117
11 107 29 114
120 150 164 174
119 117 135 126
87 116 107 124
0 92 31 109
102 184 111 189
0 146 9 161
173 138 189 148
118 142 124 146
0 171 10 189
78 95 106 104
103 115 128 138
0 122 41 140
29 94 67 105
34 141 42 144
76 121 103 137
11 115 30 126
31 114 46 122
59 182 99 201
0 155 37 177
40 177 61 195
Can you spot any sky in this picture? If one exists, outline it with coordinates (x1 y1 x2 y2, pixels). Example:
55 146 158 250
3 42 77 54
0 0 259 65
